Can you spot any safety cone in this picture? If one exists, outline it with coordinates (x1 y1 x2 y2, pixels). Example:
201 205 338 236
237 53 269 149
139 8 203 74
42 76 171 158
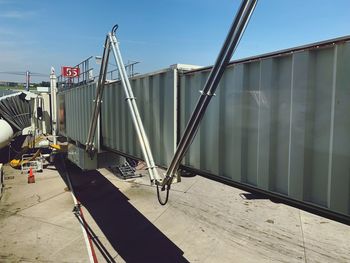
28 168 35 184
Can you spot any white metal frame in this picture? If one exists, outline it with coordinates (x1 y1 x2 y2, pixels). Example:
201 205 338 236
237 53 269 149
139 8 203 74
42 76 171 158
86 25 161 183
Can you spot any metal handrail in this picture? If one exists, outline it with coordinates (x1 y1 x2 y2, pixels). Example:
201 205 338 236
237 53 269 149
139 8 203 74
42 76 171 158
57 56 94 90
106 61 139 81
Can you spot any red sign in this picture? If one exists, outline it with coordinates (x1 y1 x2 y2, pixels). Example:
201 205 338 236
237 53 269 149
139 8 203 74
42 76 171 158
61 66 80 78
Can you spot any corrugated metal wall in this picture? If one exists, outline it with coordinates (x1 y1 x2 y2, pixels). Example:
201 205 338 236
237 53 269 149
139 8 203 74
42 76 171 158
57 82 97 146
58 37 350 217
58 69 176 168
101 69 176 167
179 40 350 216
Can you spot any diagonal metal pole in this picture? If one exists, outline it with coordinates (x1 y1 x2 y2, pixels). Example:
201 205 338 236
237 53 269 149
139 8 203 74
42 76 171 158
86 36 111 153
161 0 258 188
108 27 161 182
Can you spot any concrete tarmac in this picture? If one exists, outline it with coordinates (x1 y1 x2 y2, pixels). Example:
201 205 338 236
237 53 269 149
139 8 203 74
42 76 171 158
0 161 350 262
0 164 89 262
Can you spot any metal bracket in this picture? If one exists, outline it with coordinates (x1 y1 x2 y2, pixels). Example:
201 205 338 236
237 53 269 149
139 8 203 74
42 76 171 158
72 204 81 214
199 90 216 96
145 165 158 170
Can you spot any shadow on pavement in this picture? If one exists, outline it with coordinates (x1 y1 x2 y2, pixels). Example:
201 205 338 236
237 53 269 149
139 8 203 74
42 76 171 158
55 157 188 263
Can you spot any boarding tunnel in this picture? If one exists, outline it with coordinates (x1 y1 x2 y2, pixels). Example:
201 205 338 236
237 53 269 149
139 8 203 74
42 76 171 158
57 36 350 220
0 90 52 150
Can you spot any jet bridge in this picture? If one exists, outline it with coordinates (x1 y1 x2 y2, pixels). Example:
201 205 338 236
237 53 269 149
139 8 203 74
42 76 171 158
59 0 258 204
55 0 350 220
0 91 48 149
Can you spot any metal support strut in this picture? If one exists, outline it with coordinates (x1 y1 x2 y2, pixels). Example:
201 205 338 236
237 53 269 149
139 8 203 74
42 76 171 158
86 24 161 184
86 34 111 154
160 0 258 199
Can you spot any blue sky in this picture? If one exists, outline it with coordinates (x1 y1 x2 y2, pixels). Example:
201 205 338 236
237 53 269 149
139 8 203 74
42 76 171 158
0 0 349 82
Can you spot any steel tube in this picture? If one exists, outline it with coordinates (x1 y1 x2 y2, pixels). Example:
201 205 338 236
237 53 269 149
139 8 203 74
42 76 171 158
50 68 57 145
163 0 258 185
109 33 161 182
86 36 111 152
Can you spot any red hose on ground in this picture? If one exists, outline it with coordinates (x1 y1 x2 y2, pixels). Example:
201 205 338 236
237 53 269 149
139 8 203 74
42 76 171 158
77 200 98 263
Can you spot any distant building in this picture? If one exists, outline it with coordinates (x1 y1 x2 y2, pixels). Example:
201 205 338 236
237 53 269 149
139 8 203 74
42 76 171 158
0 81 25 87
0 81 10 86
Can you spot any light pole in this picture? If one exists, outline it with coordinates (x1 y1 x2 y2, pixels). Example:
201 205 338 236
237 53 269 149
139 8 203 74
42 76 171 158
50 67 57 145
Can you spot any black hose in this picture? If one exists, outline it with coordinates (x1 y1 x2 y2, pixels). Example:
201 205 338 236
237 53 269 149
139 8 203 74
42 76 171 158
156 184 170 205
111 24 119 35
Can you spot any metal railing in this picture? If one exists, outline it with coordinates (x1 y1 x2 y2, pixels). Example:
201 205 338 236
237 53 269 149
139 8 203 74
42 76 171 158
57 56 94 90
57 57 139 90
106 61 139 81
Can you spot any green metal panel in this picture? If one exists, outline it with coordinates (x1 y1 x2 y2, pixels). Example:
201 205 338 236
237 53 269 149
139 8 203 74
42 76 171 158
101 68 176 168
57 83 97 146
179 39 350 217
57 37 350 218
